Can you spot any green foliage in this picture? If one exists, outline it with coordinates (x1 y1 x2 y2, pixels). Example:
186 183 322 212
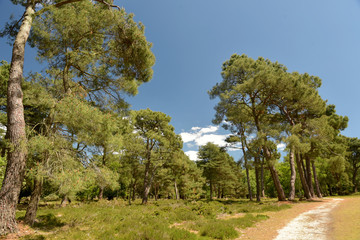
199 220 239 239
0 155 6 187
31 0 155 106
16 199 286 240
197 143 240 199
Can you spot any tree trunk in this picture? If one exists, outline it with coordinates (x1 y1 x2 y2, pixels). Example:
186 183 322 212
0 3 34 235
98 186 104 200
142 179 151 204
128 185 132 205
352 168 359 193
132 182 136 201
60 195 71 207
209 181 213 200
305 155 315 198
295 152 312 200
255 157 261 202
142 160 154 204
24 178 43 226
217 185 221 199
263 146 286 201
312 161 322 198
288 147 296 201
245 167 253 201
240 136 253 201
174 179 179 200
260 157 265 198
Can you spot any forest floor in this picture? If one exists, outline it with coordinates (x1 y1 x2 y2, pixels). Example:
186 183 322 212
1 196 359 240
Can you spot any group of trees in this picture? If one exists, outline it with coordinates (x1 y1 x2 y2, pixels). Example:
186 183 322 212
0 0 359 237
209 54 359 202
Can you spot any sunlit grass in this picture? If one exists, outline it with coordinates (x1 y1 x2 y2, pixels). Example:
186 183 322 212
18 198 290 240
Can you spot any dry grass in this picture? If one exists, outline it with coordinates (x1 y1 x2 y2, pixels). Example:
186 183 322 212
329 195 360 240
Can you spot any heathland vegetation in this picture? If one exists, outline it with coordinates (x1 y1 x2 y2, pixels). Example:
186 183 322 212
0 0 359 239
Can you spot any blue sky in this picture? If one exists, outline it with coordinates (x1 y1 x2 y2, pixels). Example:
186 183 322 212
1 0 360 161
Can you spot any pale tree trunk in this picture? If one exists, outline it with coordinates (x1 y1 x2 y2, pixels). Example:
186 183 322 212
240 135 253 201
98 186 104 200
305 155 316 198
295 152 312 200
260 157 265 198
288 147 296 201
142 160 154 204
254 158 261 202
312 161 322 198
0 2 34 235
24 178 43 226
209 181 213 200
174 179 179 200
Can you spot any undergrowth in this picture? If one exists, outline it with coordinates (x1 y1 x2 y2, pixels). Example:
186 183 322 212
17 199 290 240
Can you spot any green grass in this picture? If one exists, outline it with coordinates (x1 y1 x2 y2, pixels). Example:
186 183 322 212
18 199 290 240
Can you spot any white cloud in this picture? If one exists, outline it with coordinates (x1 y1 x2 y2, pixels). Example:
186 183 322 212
199 126 218 134
194 133 229 147
179 132 198 143
277 143 286 151
185 150 199 161
180 125 239 151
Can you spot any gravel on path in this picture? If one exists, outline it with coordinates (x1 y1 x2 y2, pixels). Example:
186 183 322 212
274 198 344 240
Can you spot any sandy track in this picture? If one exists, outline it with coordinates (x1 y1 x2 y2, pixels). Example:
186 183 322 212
237 200 328 240
274 198 343 240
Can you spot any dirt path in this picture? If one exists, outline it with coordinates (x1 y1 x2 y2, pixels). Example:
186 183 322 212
237 199 332 240
274 198 343 240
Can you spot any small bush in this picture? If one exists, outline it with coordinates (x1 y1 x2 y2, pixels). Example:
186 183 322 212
43 193 59 201
200 220 238 239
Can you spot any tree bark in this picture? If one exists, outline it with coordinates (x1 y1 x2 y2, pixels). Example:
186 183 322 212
312 161 322 198
24 178 43 226
0 2 34 235
305 155 315 198
174 179 179 200
295 152 312 200
328 184 333 196
263 146 286 201
98 186 104 200
142 160 154 204
209 180 213 200
240 134 253 201
288 147 296 201
254 157 261 202
245 167 253 201
260 157 265 198
128 185 132 205
132 182 136 201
